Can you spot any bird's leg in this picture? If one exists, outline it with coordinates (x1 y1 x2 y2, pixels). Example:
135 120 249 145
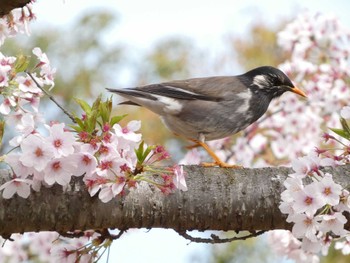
190 136 242 168
185 142 201 150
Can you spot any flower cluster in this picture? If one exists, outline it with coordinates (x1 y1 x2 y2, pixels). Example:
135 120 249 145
0 3 35 46
279 152 345 255
0 25 186 204
0 230 113 262
268 230 320 263
0 5 187 261
0 92 187 202
275 105 350 262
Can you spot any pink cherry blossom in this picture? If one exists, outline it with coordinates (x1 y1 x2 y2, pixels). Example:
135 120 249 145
5 153 31 178
113 120 142 142
0 97 16 115
334 190 350 212
73 152 97 177
0 178 31 199
319 213 347 236
341 106 350 119
98 180 125 203
47 123 75 157
301 237 322 254
179 148 201 165
172 165 187 191
50 243 79 263
44 157 78 186
335 236 350 255
292 214 319 241
316 173 342 206
292 184 325 216
32 47 56 88
16 75 42 94
19 134 54 171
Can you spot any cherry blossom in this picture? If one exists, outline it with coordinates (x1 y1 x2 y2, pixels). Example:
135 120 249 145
113 120 142 142
19 134 55 171
32 47 56 87
172 165 187 191
179 148 201 165
316 173 342 206
98 180 126 203
44 157 77 186
319 213 348 236
0 178 31 198
335 237 350 255
292 214 319 241
0 96 15 114
5 152 32 177
340 106 350 119
292 184 325 216
46 123 76 157
74 152 97 177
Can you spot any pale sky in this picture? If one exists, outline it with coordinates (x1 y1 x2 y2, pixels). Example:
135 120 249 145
28 1 350 262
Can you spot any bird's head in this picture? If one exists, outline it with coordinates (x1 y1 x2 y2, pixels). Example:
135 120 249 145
241 66 307 99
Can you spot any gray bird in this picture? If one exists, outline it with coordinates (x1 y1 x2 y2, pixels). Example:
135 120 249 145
107 66 307 167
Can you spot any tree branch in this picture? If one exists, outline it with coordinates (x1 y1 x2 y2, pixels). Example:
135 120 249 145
0 165 350 237
0 0 31 17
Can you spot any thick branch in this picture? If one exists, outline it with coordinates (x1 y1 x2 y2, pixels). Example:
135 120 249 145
0 0 31 17
0 165 349 237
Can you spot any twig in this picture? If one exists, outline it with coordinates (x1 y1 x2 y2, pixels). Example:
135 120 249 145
26 71 76 123
177 230 266 244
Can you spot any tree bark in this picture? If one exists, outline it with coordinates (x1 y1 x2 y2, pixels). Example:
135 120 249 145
0 0 31 17
0 165 349 237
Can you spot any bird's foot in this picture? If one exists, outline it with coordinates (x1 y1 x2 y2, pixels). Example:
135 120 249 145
201 161 243 169
186 143 201 150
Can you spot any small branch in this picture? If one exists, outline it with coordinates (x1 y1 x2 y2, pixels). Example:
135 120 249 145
58 229 127 240
26 72 76 123
177 230 267 244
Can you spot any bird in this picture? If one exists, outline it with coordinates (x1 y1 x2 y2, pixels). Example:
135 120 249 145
107 66 307 168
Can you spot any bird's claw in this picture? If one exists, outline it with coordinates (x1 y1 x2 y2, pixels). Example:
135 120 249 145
201 161 243 169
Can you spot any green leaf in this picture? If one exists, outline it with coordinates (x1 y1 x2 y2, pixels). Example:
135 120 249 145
75 117 85 127
134 141 155 164
340 118 350 136
142 146 154 162
99 102 109 123
74 98 91 114
135 141 145 161
0 120 5 147
110 114 127 126
14 54 30 73
70 125 82 132
87 109 99 132
330 128 350 140
91 95 102 113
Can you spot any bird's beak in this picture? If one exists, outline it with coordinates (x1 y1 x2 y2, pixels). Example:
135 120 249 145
290 86 307 98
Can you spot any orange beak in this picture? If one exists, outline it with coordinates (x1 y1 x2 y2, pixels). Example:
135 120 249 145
290 86 307 98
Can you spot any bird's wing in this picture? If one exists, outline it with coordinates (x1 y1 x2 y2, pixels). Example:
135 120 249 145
151 76 246 101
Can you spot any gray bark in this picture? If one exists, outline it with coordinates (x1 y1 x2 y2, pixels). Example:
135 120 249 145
0 165 349 237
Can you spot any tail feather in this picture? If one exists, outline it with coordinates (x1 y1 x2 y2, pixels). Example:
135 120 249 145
106 88 156 101
118 101 140 106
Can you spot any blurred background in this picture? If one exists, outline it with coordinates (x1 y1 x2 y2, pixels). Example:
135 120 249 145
3 0 350 262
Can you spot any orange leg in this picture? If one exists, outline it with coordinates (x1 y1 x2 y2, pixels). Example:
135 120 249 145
190 139 242 168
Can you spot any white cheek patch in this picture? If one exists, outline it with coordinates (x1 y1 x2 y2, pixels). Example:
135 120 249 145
155 96 183 114
253 75 269 88
236 89 252 113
